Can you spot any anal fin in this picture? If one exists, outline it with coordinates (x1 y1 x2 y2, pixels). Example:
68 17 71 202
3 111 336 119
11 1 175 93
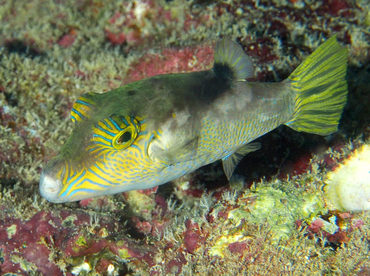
222 142 261 180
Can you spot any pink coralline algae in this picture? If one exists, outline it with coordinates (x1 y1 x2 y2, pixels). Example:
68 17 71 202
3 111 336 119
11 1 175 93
104 1 212 47
227 241 248 255
0 208 159 275
58 34 76 48
125 44 214 83
0 215 61 275
105 1 174 46
183 219 203 254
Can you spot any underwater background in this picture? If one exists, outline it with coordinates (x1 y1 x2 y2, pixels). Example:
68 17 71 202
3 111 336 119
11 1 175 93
0 0 370 275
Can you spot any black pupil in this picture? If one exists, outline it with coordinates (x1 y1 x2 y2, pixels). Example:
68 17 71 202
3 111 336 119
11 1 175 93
118 131 132 144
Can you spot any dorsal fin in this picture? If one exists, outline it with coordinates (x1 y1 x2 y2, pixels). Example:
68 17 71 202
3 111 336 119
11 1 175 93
213 38 254 81
71 93 98 123
222 142 261 179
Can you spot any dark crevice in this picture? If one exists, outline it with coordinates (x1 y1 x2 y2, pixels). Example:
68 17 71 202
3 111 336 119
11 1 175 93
3 39 45 59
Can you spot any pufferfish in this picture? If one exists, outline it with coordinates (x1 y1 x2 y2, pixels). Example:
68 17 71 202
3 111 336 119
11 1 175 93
40 36 348 203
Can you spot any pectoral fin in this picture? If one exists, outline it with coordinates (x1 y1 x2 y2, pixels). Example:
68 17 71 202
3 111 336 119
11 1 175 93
222 142 261 180
148 136 198 165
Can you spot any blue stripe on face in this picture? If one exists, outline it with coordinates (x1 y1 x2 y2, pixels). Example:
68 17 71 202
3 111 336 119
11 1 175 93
88 146 100 152
93 134 113 143
102 120 114 130
155 130 161 137
61 170 86 197
122 117 129 126
63 172 115 199
68 188 102 198
76 99 93 107
130 144 143 159
67 171 77 183
86 168 115 185
131 144 140 151
145 133 155 152
105 156 119 162
95 157 111 172
64 163 71 183
75 178 111 189
96 125 116 136
108 117 124 131
91 142 111 147
71 108 85 120
87 147 111 156
93 163 110 176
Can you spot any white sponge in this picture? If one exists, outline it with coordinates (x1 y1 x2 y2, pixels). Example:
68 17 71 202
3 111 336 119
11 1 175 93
325 144 370 211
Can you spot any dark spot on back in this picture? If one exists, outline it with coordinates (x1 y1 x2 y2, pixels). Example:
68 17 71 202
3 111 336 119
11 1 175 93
213 62 234 83
197 73 231 104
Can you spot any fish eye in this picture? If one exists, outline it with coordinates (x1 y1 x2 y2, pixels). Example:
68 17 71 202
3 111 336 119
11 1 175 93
112 124 138 150
91 115 140 151
117 131 132 144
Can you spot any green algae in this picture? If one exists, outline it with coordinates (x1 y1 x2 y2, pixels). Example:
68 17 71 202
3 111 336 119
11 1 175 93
6 225 17 239
209 233 250 258
232 186 326 241
208 184 327 258
75 236 88 247
118 248 131 259
62 214 78 228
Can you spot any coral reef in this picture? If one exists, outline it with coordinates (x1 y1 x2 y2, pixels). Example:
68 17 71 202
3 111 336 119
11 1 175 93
1 0 370 275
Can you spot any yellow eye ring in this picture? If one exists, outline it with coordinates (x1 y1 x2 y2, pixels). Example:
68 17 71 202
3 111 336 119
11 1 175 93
112 125 138 150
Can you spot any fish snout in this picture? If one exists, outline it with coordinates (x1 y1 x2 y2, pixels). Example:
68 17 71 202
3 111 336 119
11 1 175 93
39 158 65 203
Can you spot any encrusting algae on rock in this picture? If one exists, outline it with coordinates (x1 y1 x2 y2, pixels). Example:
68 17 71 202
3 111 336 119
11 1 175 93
40 35 348 204
208 184 327 257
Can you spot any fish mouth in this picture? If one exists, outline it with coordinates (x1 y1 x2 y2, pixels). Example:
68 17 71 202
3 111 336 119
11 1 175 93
39 170 64 203
39 158 66 203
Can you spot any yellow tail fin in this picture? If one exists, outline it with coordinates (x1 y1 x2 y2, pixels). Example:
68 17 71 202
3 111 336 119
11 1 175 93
285 35 348 135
